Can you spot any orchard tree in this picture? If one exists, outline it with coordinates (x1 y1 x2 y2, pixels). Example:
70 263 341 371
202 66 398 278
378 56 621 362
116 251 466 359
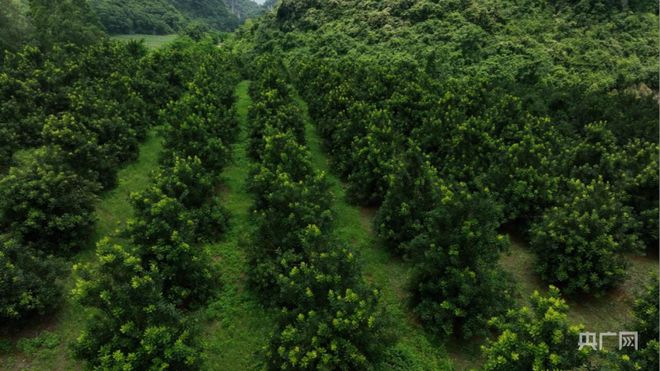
72 240 202 370
496 116 565 223
247 90 305 161
41 113 117 189
617 139 659 250
140 232 219 309
481 287 590 370
266 286 393 370
346 117 400 206
150 156 230 241
154 156 216 209
68 81 141 166
161 104 232 173
247 169 334 302
271 225 361 309
0 148 98 254
530 177 642 296
0 234 64 323
374 144 442 257
127 189 195 248
408 184 512 339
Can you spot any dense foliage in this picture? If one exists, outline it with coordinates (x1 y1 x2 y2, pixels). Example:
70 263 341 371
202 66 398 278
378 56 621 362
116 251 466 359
530 177 642 295
245 68 393 369
0 6 240 369
481 287 590 370
0 148 98 254
72 241 202 370
408 184 512 340
232 0 658 366
90 0 264 34
0 235 64 322
73 39 240 368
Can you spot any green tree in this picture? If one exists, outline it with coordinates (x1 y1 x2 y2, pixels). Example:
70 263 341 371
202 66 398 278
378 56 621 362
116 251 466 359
611 274 660 370
530 177 642 296
408 184 512 339
29 0 105 50
481 287 589 371
266 286 392 370
42 113 117 189
0 234 64 323
374 144 441 257
72 240 202 370
0 148 98 254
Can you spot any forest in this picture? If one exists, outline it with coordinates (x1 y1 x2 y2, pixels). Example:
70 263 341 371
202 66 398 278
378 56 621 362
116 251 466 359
0 0 658 370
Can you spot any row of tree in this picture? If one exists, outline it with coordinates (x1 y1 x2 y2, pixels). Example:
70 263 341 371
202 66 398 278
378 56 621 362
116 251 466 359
245 59 394 370
0 38 169 324
293 50 657 296
71 40 241 369
289 51 658 369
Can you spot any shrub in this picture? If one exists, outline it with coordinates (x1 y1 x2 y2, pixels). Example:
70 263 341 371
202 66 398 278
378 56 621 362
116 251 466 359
530 177 642 295
481 286 589 370
0 235 64 323
346 119 400 206
128 189 196 248
266 287 392 370
42 113 117 189
612 274 660 370
374 144 442 257
162 111 232 174
408 185 512 339
0 148 98 254
247 90 306 161
72 240 202 370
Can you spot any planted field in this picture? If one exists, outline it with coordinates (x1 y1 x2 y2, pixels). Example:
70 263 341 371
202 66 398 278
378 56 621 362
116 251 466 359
1 1 658 370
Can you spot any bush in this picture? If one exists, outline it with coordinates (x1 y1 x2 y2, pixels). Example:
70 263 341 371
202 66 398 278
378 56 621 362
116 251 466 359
155 156 217 209
42 113 117 189
0 148 98 254
374 144 442 257
247 89 306 161
128 189 196 247
266 287 392 370
0 235 64 323
247 171 334 302
346 118 400 206
481 286 589 370
162 112 232 174
408 185 512 339
530 177 642 295
72 240 202 370
270 225 361 309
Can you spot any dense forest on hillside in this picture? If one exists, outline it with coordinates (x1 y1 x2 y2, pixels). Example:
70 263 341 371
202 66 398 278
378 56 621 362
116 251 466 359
90 0 266 34
0 0 658 370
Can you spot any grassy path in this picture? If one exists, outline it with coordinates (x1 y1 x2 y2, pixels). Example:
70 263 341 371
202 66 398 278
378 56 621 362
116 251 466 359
0 131 163 370
200 81 275 370
293 94 453 370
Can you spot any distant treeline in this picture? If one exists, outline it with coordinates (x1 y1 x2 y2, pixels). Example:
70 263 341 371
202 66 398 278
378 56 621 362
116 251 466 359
90 0 265 34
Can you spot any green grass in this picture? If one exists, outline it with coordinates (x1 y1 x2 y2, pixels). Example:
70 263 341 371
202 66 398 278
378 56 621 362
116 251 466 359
294 94 453 371
0 131 163 370
200 81 276 370
110 34 178 49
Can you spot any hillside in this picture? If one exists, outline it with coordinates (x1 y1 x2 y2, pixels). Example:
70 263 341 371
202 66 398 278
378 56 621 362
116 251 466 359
90 0 264 34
